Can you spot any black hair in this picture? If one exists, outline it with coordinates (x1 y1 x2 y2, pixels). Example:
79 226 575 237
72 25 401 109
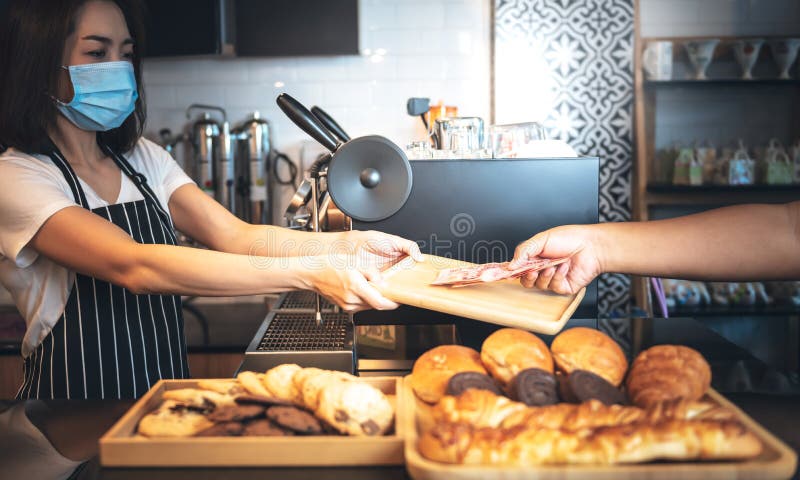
0 0 146 154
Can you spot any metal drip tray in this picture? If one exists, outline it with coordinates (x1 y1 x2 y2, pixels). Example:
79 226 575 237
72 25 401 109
274 291 336 312
257 312 350 351
241 311 355 374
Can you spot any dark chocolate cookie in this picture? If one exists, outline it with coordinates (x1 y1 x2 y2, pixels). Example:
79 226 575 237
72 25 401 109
208 404 265 423
235 394 294 407
242 419 293 436
445 371 504 397
510 368 559 406
195 421 244 437
266 406 323 434
568 369 627 405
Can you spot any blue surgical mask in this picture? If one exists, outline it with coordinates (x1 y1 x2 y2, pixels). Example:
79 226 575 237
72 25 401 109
54 61 138 131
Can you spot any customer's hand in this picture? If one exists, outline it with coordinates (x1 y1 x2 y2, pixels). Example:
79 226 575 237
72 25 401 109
309 230 423 312
509 225 602 294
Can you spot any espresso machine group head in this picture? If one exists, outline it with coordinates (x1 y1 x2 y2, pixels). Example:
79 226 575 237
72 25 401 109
276 93 414 323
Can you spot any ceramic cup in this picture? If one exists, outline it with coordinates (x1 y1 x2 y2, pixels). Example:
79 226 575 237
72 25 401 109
684 39 719 80
643 41 673 80
732 38 764 80
769 38 800 79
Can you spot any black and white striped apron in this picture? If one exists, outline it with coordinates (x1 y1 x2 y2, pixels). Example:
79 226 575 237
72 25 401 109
16 142 189 399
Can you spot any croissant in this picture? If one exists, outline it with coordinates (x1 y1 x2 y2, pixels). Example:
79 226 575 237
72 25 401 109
432 389 735 430
432 389 527 428
418 419 762 465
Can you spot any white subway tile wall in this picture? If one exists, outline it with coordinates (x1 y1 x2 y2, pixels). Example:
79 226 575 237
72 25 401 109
142 0 492 221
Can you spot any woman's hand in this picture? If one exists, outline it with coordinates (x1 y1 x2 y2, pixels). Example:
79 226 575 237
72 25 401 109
338 229 424 271
307 230 424 312
509 225 602 294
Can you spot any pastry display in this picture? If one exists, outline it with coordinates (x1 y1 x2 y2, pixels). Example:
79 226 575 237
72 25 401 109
480 328 554 387
411 328 763 468
627 344 711 407
410 345 487 403
135 365 394 438
550 327 628 386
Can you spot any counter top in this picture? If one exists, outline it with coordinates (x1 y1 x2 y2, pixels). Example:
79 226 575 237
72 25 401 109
0 392 797 480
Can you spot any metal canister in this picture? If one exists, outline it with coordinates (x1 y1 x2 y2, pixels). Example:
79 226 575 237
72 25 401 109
235 112 272 224
186 104 234 211
188 112 220 198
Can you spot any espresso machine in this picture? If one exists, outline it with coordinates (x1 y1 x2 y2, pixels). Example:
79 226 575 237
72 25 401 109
241 94 599 376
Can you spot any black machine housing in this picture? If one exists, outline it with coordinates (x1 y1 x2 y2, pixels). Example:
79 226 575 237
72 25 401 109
353 156 600 350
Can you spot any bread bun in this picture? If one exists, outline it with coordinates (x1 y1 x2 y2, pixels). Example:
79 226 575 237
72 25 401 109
550 327 628 387
480 328 553 387
411 345 487 404
626 345 711 408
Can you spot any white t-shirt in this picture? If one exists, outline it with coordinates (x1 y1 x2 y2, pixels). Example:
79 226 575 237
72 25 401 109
0 138 194 357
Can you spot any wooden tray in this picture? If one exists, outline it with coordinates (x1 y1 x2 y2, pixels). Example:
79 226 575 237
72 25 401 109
401 375 798 480
374 255 585 335
100 376 404 467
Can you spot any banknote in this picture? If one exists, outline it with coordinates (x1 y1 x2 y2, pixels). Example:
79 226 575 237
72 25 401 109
431 257 569 287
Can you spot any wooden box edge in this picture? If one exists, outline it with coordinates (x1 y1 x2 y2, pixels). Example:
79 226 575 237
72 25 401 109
402 374 798 480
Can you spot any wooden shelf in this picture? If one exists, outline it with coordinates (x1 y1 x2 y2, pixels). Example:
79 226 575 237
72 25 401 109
645 79 800 87
647 183 800 193
644 184 800 205
668 304 800 318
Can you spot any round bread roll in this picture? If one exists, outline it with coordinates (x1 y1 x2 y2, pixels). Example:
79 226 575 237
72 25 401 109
550 327 628 387
626 344 711 408
411 345 487 404
480 328 553 387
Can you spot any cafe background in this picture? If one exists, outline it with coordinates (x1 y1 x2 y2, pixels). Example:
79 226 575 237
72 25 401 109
1 0 799 396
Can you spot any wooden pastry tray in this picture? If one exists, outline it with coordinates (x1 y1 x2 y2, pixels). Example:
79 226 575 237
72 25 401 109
100 376 404 467
401 375 797 480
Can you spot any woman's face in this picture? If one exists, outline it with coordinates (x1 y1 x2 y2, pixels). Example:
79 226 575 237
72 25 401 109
57 0 134 102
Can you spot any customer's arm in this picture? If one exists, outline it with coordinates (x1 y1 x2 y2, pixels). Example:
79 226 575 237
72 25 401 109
510 202 800 294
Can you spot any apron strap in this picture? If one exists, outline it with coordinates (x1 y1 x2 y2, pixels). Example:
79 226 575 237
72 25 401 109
45 143 91 209
99 142 177 238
